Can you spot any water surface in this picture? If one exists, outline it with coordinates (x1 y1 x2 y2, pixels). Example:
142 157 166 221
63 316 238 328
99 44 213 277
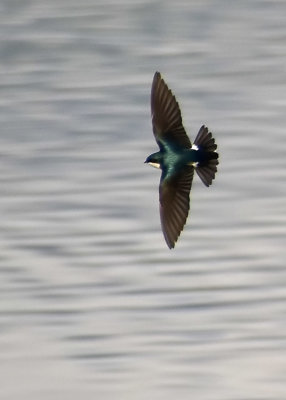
0 1 286 399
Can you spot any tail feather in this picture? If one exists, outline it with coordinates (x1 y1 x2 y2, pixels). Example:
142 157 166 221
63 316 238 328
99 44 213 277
194 125 217 152
194 125 219 187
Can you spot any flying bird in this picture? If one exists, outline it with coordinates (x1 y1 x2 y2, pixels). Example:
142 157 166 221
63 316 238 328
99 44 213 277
145 72 219 249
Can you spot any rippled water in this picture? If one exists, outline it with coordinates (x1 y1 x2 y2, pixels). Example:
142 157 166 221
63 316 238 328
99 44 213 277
1 0 286 399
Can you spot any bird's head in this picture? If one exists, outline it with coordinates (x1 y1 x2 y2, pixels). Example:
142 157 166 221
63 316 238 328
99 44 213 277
144 153 161 169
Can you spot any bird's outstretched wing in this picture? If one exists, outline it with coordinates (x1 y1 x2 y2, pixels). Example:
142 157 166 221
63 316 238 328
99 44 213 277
151 71 192 149
159 165 194 249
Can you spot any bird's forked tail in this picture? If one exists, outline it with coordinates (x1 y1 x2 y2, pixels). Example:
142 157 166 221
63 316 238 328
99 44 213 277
193 125 219 187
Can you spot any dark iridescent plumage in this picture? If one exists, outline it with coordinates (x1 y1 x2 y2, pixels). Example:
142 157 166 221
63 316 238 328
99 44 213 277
145 72 219 249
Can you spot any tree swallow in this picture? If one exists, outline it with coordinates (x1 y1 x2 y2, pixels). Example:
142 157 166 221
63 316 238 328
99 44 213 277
145 72 219 249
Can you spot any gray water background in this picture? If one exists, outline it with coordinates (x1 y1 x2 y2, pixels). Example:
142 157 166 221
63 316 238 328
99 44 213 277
0 0 286 399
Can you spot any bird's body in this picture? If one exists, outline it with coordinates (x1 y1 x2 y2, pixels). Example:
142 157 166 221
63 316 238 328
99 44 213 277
147 146 207 172
145 72 219 249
